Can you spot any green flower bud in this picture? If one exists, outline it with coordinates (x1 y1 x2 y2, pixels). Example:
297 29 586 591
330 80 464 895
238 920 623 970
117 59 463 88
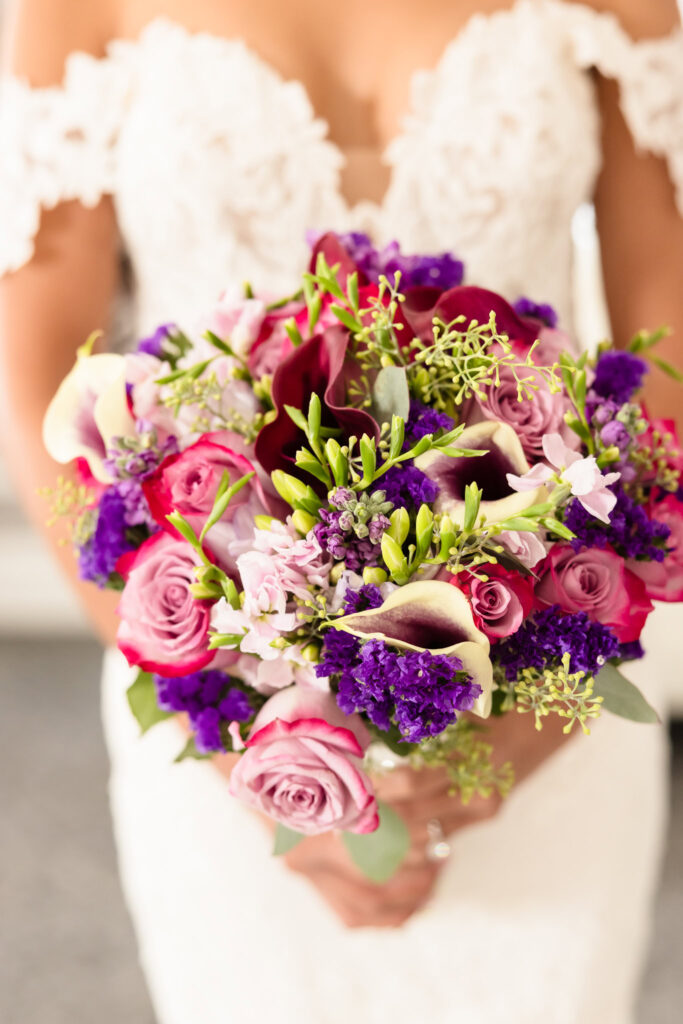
387 507 410 545
363 566 388 586
292 509 317 534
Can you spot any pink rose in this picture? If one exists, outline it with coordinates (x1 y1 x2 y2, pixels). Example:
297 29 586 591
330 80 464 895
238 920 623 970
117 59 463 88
475 366 575 461
143 432 272 570
456 563 534 639
535 544 653 642
628 494 683 602
229 687 379 836
116 532 214 676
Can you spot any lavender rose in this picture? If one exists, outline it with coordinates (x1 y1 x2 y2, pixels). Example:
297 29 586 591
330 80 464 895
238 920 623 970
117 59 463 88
116 532 214 676
229 687 379 836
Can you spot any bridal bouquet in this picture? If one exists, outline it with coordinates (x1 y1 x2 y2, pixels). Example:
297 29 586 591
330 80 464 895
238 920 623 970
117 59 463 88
43 231 683 879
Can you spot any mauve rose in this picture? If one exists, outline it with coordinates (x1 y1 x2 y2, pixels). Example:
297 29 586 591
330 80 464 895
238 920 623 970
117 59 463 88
230 686 379 836
116 532 214 676
535 544 653 642
628 495 683 602
456 564 534 639
475 366 575 461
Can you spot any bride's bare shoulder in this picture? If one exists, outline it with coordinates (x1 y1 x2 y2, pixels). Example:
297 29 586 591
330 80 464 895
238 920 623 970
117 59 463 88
570 0 681 37
2 0 117 83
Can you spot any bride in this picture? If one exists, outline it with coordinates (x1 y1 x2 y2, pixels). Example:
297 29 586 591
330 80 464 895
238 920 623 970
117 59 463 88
1 0 682 1020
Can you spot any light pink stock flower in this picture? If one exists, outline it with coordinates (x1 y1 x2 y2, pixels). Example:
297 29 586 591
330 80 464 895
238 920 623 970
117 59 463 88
193 287 266 359
252 520 331 598
211 550 297 660
507 433 620 523
497 530 547 569
229 686 378 835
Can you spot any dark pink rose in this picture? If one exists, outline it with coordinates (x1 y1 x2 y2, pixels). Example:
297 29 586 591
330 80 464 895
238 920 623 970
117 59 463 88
143 433 274 571
248 297 339 378
116 532 213 676
455 564 534 639
229 686 379 836
535 544 653 642
628 494 683 602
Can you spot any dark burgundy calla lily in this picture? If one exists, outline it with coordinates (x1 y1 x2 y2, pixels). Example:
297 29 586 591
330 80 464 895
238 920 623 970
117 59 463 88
255 325 380 476
401 285 541 347
308 232 363 286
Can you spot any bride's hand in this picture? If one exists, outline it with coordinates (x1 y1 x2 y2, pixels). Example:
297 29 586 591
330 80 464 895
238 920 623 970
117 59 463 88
281 710 572 928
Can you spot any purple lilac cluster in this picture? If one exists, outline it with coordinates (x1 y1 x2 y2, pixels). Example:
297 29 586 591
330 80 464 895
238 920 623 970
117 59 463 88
313 488 392 570
104 423 178 481
375 464 438 509
513 296 559 328
317 633 481 743
564 484 670 560
335 232 465 290
78 480 157 587
591 350 647 405
154 670 254 753
136 323 176 358
495 606 620 681
405 400 454 442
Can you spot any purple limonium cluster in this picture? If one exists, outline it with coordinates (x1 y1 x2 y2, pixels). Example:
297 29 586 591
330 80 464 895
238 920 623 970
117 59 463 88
342 583 385 614
564 484 670 560
375 463 438 509
78 480 158 587
405 400 454 442
591 350 647 405
495 606 620 681
513 295 559 328
333 232 465 290
155 670 254 753
314 487 392 570
317 632 481 743
136 322 176 358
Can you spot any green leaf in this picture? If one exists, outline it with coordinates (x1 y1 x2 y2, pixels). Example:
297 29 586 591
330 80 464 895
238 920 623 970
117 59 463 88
330 304 362 333
307 393 322 440
341 801 411 883
127 671 172 735
593 663 660 724
203 329 235 357
174 737 211 762
651 355 683 383
389 415 406 461
463 483 482 532
360 435 377 483
200 470 255 542
371 366 410 426
541 517 575 541
273 824 305 856
284 405 308 431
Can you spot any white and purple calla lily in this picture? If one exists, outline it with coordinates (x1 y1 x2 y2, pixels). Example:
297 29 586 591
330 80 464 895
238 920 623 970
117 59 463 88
414 420 549 527
42 350 135 483
332 580 493 718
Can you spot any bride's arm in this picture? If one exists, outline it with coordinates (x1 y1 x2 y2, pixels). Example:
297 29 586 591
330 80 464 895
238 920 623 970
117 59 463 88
592 0 683 420
0 0 122 645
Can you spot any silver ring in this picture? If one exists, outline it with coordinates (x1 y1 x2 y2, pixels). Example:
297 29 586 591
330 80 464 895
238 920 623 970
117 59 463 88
426 819 452 862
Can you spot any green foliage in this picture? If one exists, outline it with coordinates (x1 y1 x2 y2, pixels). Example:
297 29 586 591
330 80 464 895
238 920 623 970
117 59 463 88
174 736 211 762
341 801 411 883
514 654 603 734
593 663 660 724
272 824 305 856
127 671 172 734
409 719 515 804
370 365 411 425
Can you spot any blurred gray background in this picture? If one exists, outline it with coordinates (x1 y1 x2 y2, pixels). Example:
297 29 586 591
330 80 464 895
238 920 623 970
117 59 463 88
1 1 682 1022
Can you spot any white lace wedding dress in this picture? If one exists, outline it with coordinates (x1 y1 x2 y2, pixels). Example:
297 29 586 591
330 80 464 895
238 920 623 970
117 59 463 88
2 2 683 1021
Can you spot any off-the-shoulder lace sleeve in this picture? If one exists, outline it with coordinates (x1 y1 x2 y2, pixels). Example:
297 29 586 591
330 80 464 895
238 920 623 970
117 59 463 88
0 49 133 275
555 2 683 216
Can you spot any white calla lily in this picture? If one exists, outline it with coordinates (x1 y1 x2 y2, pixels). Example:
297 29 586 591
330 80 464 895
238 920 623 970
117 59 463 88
414 419 548 526
42 351 135 483
333 580 493 718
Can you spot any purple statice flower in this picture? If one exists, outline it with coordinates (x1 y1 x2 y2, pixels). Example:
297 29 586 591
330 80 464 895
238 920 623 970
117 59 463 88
375 463 438 509
618 640 645 662
313 231 465 290
406 400 454 442
513 296 559 328
342 583 385 614
155 669 254 753
563 484 671 560
495 607 620 682
77 481 157 587
317 633 480 743
313 487 392 570
136 322 176 357
591 350 647 405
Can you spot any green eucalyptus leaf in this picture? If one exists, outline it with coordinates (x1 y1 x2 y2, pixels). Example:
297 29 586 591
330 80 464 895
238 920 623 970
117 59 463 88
371 366 410 427
593 663 660 724
273 824 305 856
341 801 411 883
127 671 172 735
